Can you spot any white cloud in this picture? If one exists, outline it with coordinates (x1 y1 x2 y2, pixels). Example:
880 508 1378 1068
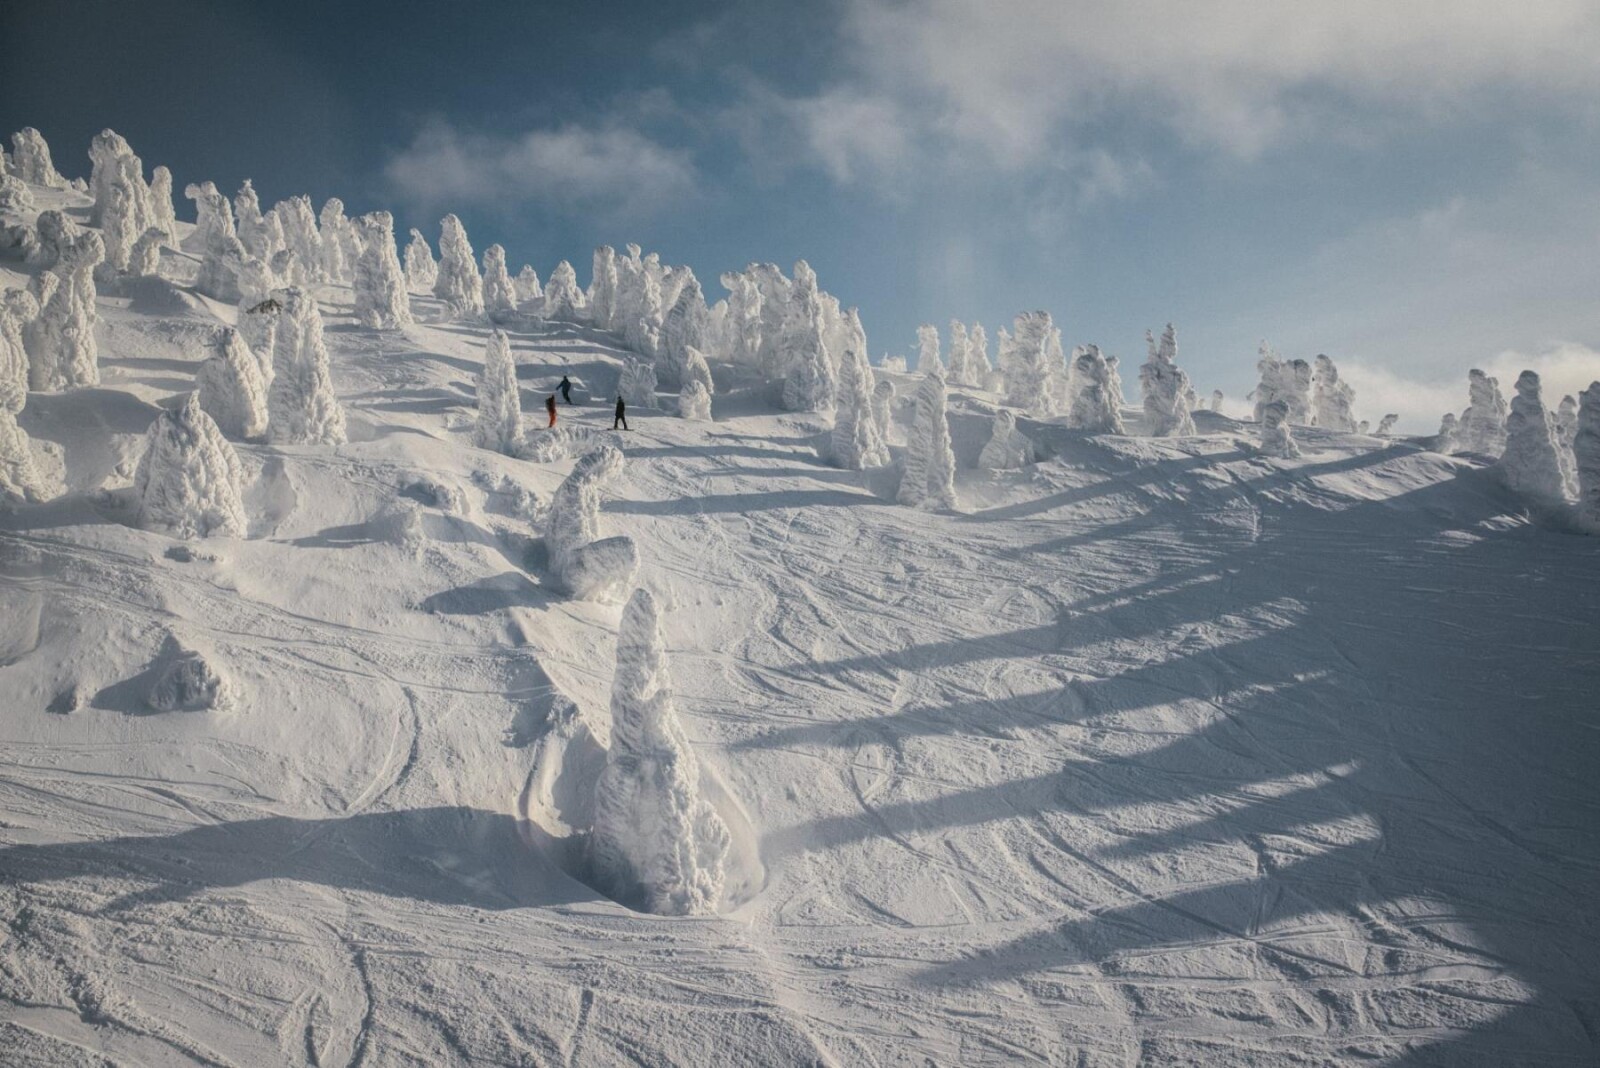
1342 343 1600 433
385 117 697 220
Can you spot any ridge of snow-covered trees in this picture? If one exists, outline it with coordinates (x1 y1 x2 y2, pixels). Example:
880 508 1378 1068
545 445 639 601
352 211 412 330
898 371 958 509
831 335 889 470
10 128 67 188
481 244 518 322
978 409 1033 470
268 287 346 445
474 330 521 454
134 392 248 539
27 230 103 391
589 587 731 916
404 229 437 293
1257 398 1301 458
514 264 542 305
1457 369 1509 457
619 357 658 408
1139 324 1195 437
917 324 944 377
1575 383 1600 534
1001 312 1055 416
589 246 619 331
1311 354 1357 431
433 214 484 319
543 260 587 322
197 327 269 440
659 275 708 385
779 261 835 411
1499 370 1569 507
1068 345 1125 433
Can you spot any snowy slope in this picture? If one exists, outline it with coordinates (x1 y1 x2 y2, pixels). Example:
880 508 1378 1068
2 189 1599 1067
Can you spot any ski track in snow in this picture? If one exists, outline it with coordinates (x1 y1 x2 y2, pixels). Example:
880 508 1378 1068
3 199 1600 1065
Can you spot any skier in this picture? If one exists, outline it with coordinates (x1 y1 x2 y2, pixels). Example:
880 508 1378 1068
559 374 573 405
613 395 629 431
546 395 557 427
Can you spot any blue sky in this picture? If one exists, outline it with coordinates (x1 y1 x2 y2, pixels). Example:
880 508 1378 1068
5 0 1599 427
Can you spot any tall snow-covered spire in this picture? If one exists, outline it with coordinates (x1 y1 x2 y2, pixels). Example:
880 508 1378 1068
1068 345 1125 433
1575 382 1600 534
830 318 889 470
545 446 639 600
1499 370 1569 507
268 288 347 445
898 370 958 509
352 211 413 330
433 214 484 318
542 260 587 322
481 244 519 323
1139 323 1196 437
1311 354 1357 431
474 330 521 454
404 228 438 293
779 261 835 411
1257 399 1300 458
1457 368 1509 457
134 392 248 539
197 327 269 440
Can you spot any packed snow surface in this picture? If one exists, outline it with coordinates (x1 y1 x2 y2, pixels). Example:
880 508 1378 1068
0 176 1598 1068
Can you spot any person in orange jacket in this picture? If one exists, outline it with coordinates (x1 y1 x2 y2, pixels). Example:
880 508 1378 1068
545 394 557 427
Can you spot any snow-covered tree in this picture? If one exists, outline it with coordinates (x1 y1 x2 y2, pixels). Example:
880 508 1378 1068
27 231 103 391
1139 323 1195 437
235 258 279 382
1575 383 1600 534
148 166 178 250
978 409 1033 470
719 270 763 366
1209 389 1224 412
589 587 730 916
514 264 542 304
134 392 248 539
1001 312 1054 415
479 244 518 322
318 198 352 284
1068 345 1125 433
474 330 521 453
1554 394 1580 499
1435 412 1459 454
88 130 139 226
916 323 943 376
872 376 896 445
194 220 246 302
432 214 483 318
268 287 346 445
750 262 790 375
30 211 80 270
234 180 269 260
1257 398 1300 458
0 175 33 215
197 327 269 440
402 229 436 294
779 261 835 411
589 246 618 331
1499 370 1569 507
128 227 167 278
831 334 889 470
619 357 658 408
545 445 639 600
968 322 991 383
0 299 30 417
619 252 662 356
94 177 141 281
270 198 316 283
944 320 972 387
1457 368 1509 456
679 380 712 421
543 260 587 322
185 180 235 252
352 211 412 330
898 371 958 509
658 274 709 385
10 128 66 188
1375 413 1399 437
1311 354 1357 431
0 409 46 504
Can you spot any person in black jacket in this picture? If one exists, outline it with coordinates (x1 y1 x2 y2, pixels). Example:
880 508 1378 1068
613 395 629 430
559 375 573 404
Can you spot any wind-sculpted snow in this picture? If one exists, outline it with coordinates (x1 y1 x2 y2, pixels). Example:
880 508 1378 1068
147 640 236 713
0 298 28 415
480 244 518 323
1209 389 1224 412
679 380 712 421
831 340 889 470
268 287 346 445
872 375 896 444
1139 323 1196 437
978 408 1033 470
1257 397 1300 457
87 130 141 227
30 210 81 271
197 327 269 439
718 269 762 366
1576 382 1600 533
0 409 46 503
1068 345 1125 433
352 211 412 330
433 214 484 319
404 228 437 293
542 259 587 323
619 357 658 408
27 230 103 391
589 588 730 916
898 371 958 509
780 260 835 412
545 445 638 600
234 180 271 262
1499 370 1569 507
236 262 279 381
148 166 178 250
134 392 248 539
9 127 67 188
945 320 974 387
1311 354 1357 431
1252 343 1311 426
1457 368 1509 457
474 330 521 454
127 227 166 278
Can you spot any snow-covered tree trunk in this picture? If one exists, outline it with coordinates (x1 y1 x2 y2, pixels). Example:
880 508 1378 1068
1068 345 1125 433
474 330 521 454
1457 368 1509 456
898 371 958 509
543 260 587 322
545 445 638 601
978 409 1033 470
197 327 269 439
589 587 730 916
134 392 248 539
1257 399 1300 458
1575 382 1600 534
481 244 518 322
1139 323 1196 437
352 211 412 330
268 287 346 445
433 214 484 319
779 261 835 411
10 128 67 188
404 229 437 293
1311 354 1357 431
1499 370 1569 507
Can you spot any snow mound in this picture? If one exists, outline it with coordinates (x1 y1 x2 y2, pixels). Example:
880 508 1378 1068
518 424 618 464
147 639 235 713
133 393 248 539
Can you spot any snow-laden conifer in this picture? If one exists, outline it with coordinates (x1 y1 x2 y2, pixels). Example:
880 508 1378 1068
978 409 1033 470
0 300 29 416
679 380 712 421
514 264 542 305
10 128 66 188
404 229 437 293
543 260 587 322
1209 389 1224 412
1499 370 1569 506
479 244 518 322
148 166 179 250
1068 345 1125 433
872 376 896 444
1139 323 1195 437
619 357 658 408
235 258 279 383
474 330 521 453
898 371 958 509
659 275 708 385
1457 369 1509 456
1001 312 1054 415
720 270 763 366
917 324 943 376
589 246 618 330
750 263 790 376
134 393 247 539
268 287 346 445
352 211 412 329
28 231 103 391
589 587 730 916
545 445 639 600
197 327 269 440
0 409 46 504
1311 354 1357 431
88 130 140 226
235 180 271 261
831 335 889 470
185 181 236 253
94 178 140 281
1575 383 1600 534
30 211 80 271
779 261 835 411
317 199 352 284
433 214 483 318
1375 414 1399 437
968 322 991 383
945 320 976 387
1257 399 1300 458
128 227 167 278
269 197 317 283
1435 412 1459 454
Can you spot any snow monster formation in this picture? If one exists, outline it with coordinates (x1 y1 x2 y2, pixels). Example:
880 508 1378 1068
134 393 248 539
978 409 1033 470
780 261 835 412
1067 345 1125 433
1575 383 1600 534
28 230 104 391
542 260 587 322
268 288 347 446
1001 312 1056 416
917 323 944 377
589 587 731 916
481 244 519 323
197 327 269 440
1139 324 1195 437
659 275 709 386
545 445 639 601
831 342 889 470
1257 398 1301 458
474 330 522 454
0 299 46 503
404 229 437 293
1456 369 1508 457
433 214 484 319
898 371 958 509
1311 354 1357 431
10 128 67 188
619 357 658 408
1498 370 1569 507
352 211 413 330
678 345 714 421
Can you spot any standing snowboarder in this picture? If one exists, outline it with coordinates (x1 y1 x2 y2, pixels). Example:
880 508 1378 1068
613 395 628 431
546 395 557 427
559 375 573 405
